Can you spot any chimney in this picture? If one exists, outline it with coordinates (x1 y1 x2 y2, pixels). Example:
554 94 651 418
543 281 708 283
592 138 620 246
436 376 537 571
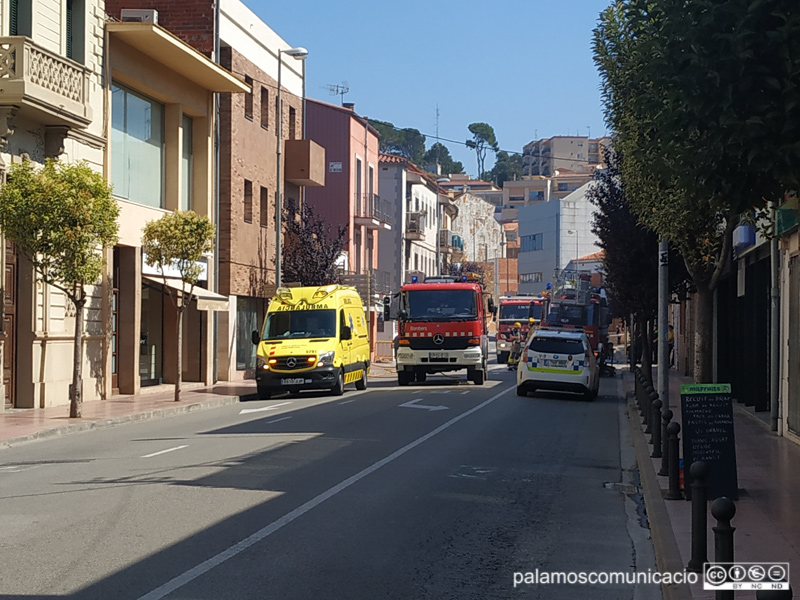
342 102 355 111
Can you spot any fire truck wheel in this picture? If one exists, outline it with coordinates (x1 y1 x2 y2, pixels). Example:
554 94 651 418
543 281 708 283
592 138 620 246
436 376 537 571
398 371 412 386
415 370 427 383
472 368 485 385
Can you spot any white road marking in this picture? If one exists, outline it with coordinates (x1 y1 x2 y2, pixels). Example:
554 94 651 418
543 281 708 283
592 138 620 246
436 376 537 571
141 445 188 459
239 401 292 415
338 399 356 405
136 385 514 600
398 398 449 412
267 416 292 424
460 390 470 395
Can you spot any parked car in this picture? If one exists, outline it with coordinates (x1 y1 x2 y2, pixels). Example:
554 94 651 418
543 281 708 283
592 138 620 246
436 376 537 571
516 329 599 400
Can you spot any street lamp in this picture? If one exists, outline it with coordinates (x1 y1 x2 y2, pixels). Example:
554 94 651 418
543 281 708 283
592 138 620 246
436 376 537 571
436 177 450 275
566 228 579 274
275 46 308 290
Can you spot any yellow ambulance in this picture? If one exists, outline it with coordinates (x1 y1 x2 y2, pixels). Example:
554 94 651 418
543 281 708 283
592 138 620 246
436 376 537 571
251 285 370 399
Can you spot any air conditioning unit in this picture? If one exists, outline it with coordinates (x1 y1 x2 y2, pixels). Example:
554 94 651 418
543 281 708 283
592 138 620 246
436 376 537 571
120 9 158 23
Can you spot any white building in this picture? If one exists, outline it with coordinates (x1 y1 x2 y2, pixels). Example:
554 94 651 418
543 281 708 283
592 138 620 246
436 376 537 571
450 192 505 263
517 182 600 293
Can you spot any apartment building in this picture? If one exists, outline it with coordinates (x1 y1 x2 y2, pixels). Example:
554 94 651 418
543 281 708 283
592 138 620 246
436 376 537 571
522 135 611 177
105 0 325 382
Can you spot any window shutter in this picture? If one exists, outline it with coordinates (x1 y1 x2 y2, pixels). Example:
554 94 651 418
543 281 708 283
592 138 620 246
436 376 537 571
66 0 74 59
10 0 18 36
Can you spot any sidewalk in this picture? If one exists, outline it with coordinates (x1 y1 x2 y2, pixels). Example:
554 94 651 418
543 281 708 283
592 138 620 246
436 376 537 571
0 363 401 449
626 366 800 599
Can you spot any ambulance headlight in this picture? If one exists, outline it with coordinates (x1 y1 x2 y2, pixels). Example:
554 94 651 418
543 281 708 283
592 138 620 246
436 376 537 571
257 356 268 371
317 350 335 367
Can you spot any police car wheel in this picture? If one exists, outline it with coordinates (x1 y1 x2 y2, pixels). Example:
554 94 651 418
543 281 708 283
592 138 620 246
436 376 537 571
516 385 528 397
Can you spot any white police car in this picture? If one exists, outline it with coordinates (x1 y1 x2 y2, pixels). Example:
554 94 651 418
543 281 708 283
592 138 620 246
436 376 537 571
516 329 599 400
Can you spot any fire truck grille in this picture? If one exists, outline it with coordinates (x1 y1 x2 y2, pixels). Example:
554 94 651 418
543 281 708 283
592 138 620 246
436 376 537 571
408 337 470 351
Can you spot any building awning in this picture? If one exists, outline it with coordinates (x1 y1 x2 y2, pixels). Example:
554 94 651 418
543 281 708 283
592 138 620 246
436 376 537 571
107 22 250 93
143 276 229 312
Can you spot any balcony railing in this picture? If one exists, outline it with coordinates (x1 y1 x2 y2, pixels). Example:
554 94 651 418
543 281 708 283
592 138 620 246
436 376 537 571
354 193 392 228
0 36 92 128
406 212 425 240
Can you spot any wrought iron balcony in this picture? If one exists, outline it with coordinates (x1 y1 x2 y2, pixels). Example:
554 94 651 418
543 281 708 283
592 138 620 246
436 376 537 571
0 36 92 130
354 193 392 230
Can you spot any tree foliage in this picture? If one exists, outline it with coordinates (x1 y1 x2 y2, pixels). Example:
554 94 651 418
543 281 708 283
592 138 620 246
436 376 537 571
0 159 118 417
371 119 426 164
487 151 523 187
592 0 800 381
282 202 347 286
141 211 215 402
465 122 499 179
422 142 465 175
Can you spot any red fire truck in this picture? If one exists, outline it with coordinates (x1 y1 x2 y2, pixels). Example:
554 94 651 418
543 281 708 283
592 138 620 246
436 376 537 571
384 274 494 386
495 295 547 363
540 273 610 351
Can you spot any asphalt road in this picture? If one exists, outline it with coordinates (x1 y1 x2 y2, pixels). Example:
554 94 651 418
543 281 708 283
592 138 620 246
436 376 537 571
0 362 659 599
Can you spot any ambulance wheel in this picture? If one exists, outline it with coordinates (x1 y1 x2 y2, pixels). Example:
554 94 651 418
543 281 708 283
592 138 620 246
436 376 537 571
415 370 427 383
331 369 345 396
355 366 368 390
398 371 412 386
257 385 271 400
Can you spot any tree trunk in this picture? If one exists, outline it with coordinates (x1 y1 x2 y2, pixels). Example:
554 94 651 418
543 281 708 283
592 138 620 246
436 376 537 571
636 312 652 384
693 283 714 383
70 296 86 418
175 305 183 402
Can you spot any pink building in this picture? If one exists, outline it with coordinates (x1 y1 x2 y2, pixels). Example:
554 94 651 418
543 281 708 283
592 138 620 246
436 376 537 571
305 99 391 356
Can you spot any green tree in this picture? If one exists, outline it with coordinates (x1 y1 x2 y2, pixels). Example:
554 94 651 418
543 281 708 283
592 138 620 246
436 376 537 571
141 211 215 402
0 159 119 417
422 143 465 175
465 123 499 179
371 119 426 163
593 0 800 381
487 151 523 187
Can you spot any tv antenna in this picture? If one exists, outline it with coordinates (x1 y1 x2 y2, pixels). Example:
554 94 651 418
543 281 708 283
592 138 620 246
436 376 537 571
324 81 350 105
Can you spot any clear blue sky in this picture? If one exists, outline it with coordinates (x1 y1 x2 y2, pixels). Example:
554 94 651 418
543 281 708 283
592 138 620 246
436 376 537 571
248 0 612 178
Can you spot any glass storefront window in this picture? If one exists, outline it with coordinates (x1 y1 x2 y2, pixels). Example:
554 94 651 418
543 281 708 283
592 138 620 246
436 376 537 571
237 297 260 371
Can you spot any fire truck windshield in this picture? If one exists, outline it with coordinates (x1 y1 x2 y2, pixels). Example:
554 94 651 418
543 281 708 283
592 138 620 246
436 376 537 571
403 289 477 320
499 304 534 320
549 304 591 327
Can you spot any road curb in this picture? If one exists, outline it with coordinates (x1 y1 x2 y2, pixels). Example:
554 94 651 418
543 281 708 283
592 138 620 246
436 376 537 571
0 395 241 449
625 380 693 600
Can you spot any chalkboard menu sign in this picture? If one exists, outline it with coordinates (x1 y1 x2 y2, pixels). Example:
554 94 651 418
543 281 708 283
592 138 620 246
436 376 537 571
680 384 738 500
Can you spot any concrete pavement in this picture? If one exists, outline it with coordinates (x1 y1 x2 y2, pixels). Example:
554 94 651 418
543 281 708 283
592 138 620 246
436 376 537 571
626 366 800 599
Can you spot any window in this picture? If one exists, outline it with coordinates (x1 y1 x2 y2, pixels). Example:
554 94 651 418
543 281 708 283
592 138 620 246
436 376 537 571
528 190 544 202
236 298 260 371
244 179 253 223
520 272 543 283
558 183 568 191
521 233 543 252
289 107 296 140
111 83 165 208
260 186 268 227
260 87 269 129
180 114 193 211
244 76 253 120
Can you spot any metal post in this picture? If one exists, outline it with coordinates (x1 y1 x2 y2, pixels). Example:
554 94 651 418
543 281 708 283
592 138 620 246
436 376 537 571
658 238 670 413
643 384 654 421
659 409 672 476
770 201 780 433
711 497 736 600
687 460 709 572
665 421 683 499
650 398 662 454
275 49 284 290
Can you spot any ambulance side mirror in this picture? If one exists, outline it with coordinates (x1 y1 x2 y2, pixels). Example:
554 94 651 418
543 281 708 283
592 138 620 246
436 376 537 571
251 330 260 345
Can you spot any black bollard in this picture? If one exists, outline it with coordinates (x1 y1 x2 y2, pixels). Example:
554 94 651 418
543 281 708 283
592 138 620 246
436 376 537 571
711 497 736 600
687 461 709 572
659 409 673 476
643 384 654 421
756 585 793 599
645 390 657 435
650 398 662 456
665 421 683 500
